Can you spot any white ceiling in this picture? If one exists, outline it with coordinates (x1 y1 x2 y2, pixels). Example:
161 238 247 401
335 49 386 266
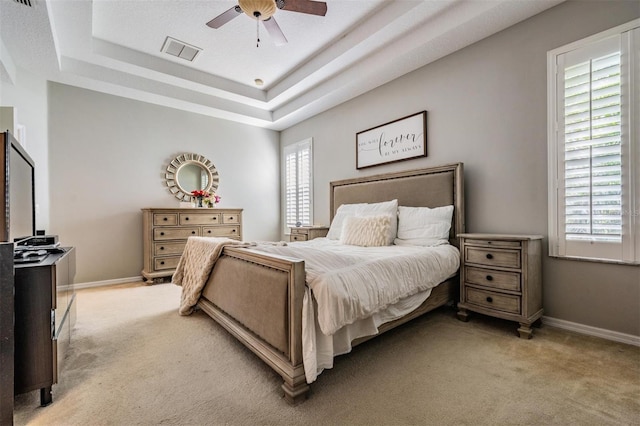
0 0 563 131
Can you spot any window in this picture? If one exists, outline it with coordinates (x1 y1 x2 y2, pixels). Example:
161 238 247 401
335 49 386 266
548 20 639 264
283 138 313 232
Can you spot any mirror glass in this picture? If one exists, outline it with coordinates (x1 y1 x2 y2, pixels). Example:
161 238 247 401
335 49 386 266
177 164 209 193
164 153 219 201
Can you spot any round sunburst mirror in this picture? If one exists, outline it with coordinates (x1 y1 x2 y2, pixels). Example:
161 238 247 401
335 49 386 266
164 153 219 201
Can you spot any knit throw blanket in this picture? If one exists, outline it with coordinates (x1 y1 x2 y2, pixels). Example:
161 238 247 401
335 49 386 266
173 236 247 315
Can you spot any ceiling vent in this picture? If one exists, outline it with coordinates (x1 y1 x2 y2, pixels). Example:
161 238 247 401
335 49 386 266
161 37 201 62
13 0 33 7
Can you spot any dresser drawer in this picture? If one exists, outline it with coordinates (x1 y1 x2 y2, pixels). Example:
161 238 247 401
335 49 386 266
153 214 178 226
202 225 240 239
465 287 520 315
465 266 521 292
222 213 240 224
154 256 181 270
465 247 521 269
179 213 221 225
154 241 187 256
290 234 308 242
153 227 199 240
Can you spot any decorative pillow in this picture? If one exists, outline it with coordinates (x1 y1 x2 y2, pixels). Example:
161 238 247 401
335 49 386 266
395 205 454 246
340 215 391 247
327 199 398 245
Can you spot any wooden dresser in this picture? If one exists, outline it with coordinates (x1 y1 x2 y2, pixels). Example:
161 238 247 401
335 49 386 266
289 226 329 242
141 208 243 284
456 233 543 338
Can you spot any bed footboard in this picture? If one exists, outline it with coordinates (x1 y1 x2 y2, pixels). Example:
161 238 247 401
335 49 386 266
196 246 308 404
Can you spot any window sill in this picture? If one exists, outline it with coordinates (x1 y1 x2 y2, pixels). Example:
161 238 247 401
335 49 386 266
549 255 639 266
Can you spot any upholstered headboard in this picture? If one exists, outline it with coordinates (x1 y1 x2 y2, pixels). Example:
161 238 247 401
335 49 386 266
329 163 465 248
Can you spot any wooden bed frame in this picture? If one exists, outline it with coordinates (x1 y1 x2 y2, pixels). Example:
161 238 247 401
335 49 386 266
196 163 465 404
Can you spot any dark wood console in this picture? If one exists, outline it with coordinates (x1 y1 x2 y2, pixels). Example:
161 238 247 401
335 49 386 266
14 247 76 406
0 243 14 425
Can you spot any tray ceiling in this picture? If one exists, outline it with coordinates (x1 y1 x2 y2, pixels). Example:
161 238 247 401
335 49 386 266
0 0 563 130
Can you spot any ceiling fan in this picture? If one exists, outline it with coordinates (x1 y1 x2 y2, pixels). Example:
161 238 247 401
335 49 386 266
206 0 328 46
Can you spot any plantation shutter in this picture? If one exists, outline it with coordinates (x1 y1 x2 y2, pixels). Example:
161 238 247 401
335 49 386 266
284 139 313 230
549 22 639 264
562 47 622 242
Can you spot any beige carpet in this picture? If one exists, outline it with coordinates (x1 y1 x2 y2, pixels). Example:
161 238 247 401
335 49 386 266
13 282 640 426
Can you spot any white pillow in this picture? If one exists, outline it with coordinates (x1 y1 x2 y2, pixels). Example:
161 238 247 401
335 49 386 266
327 199 398 245
395 205 454 246
340 215 391 247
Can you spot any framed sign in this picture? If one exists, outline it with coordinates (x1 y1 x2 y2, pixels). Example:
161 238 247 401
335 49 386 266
356 111 427 169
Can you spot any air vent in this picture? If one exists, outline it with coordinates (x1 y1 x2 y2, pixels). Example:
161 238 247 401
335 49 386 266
13 0 33 7
161 37 201 62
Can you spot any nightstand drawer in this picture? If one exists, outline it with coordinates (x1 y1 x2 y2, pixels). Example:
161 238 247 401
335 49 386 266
154 256 181 270
290 234 308 242
154 227 199 240
154 241 187 256
465 266 520 292
466 287 520 315
465 247 520 269
465 239 521 249
291 228 306 235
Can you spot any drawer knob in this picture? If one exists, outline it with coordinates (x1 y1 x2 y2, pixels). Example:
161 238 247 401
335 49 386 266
486 253 494 260
160 261 165 265
232 229 236 233
160 247 165 250
229 217 233 220
185 217 190 221
486 296 493 303
163 217 168 221
191 231 196 234
486 275 493 281
160 232 165 236
207 230 211 234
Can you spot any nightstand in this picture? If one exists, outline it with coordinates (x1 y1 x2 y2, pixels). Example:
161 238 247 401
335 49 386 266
456 233 543 339
289 226 329 242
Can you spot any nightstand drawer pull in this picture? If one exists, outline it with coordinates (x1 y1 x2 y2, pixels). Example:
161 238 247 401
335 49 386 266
192 231 196 234
486 253 493 259
486 296 493 303
160 232 165 236
486 275 493 281
163 217 168 221
160 246 165 250
160 261 165 265
185 217 190 220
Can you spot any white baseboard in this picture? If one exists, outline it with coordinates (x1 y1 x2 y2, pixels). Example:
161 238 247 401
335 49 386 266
543 316 640 347
59 276 144 292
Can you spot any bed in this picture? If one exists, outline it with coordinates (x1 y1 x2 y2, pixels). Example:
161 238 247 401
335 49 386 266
189 163 464 404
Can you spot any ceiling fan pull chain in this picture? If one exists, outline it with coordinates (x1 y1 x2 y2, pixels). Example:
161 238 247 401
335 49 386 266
256 18 260 47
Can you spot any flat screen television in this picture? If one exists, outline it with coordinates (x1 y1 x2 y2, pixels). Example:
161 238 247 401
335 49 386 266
1 131 35 245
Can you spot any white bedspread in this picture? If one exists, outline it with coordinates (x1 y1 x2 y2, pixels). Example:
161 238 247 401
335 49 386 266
252 238 460 335
250 238 460 382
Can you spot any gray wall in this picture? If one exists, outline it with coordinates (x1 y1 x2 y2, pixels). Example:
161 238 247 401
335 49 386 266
281 1 640 336
48 82 280 283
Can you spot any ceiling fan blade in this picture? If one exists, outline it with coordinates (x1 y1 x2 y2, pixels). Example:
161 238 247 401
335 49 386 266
279 0 327 16
206 5 242 29
262 17 288 46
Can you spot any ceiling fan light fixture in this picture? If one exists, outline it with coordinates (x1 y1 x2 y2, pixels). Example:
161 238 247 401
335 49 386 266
238 0 277 20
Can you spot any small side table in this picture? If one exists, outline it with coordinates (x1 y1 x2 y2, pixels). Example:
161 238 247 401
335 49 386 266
456 233 543 339
289 226 329 242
